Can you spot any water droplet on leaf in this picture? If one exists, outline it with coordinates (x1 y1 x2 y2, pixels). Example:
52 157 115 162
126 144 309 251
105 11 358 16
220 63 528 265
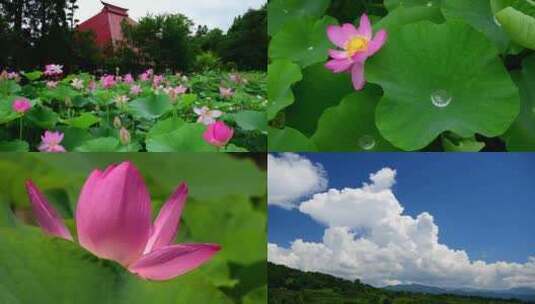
308 46 314 51
359 135 376 150
431 90 452 108
493 16 501 27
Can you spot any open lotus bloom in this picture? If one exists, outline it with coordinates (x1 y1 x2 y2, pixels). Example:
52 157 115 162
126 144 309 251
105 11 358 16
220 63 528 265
25 161 221 281
325 14 387 90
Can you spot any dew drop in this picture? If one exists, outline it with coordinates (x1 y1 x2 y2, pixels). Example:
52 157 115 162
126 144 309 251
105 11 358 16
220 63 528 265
493 16 502 27
431 89 452 108
359 135 376 150
426 1 433 7
308 46 315 51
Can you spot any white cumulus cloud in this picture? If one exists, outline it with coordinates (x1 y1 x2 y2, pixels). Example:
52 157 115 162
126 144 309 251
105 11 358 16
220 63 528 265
268 153 328 209
269 167 535 289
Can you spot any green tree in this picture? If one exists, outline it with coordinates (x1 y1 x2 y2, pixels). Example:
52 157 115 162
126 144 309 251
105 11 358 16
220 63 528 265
122 13 194 72
192 25 225 54
220 5 267 71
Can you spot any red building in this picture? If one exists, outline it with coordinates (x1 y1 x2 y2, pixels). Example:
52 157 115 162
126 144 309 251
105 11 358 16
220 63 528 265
77 1 137 49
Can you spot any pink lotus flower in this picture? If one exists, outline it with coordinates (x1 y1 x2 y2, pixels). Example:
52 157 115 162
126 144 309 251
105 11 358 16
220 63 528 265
139 72 150 82
124 73 134 84
114 95 130 107
139 69 154 81
166 85 188 99
229 73 247 84
130 84 142 95
219 87 234 99
46 81 58 88
194 106 223 125
174 85 188 95
88 80 97 92
25 162 221 280
203 121 234 148
71 78 84 90
153 75 164 88
7 72 20 82
12 98 31 114
325 14 387 90
44 64 63 76
100 75 116 89
38 131 66 152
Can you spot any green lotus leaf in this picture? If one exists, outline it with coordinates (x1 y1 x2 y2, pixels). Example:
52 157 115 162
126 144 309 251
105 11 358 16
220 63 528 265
0 140 29 152
312 88 397 151
491 0 516 13
267 0 330 36
267 60 302 120
367 21 520 151
42 85 78 102
76 137 141 152
0 229 118 304
75 137 124 152
222 144 249 152
146 118 216 152
117 142 142 152
231 111 267 132
286 63 354 136
269 16 337 69
0 203 17 228
0 96 20 124
64 113 101 129
117 272 234 304
128 94 173 120
22 71 43 81
496 4 535 50
442 0 511 52
375 4 445 31
504 54 535 150
442 134 486 151
243 286 268 304
184 196 266 265
56 126 93 151
72 95 95 107
182 93 197 104
384 0 442 11
0 81 21 97
26 106 59 129
269 127 317 152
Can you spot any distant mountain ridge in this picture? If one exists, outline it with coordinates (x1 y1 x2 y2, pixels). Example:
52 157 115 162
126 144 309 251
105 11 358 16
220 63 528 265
385 284 535 302
268 262 531 303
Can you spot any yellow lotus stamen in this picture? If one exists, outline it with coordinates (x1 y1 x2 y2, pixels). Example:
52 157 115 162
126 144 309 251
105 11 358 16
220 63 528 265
346 36 369 57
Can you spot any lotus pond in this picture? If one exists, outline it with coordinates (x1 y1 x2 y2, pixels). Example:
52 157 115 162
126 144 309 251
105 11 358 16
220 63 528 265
267 0 535 152
0 67 267 152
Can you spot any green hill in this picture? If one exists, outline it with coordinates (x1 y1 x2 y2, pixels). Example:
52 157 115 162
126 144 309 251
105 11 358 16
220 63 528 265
268 262 525 304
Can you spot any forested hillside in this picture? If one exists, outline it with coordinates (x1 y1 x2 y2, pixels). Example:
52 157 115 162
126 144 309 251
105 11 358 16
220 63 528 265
268 263 526 304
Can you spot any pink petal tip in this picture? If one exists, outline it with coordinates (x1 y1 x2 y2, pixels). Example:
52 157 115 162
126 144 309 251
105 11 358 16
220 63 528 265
129 243 221 281
25 180 73 241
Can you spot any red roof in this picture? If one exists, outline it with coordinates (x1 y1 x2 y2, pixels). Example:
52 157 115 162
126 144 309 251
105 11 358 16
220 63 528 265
77 1 137 48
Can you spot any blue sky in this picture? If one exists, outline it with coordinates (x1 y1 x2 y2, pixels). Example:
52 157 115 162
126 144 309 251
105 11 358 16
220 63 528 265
269 153 535 265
